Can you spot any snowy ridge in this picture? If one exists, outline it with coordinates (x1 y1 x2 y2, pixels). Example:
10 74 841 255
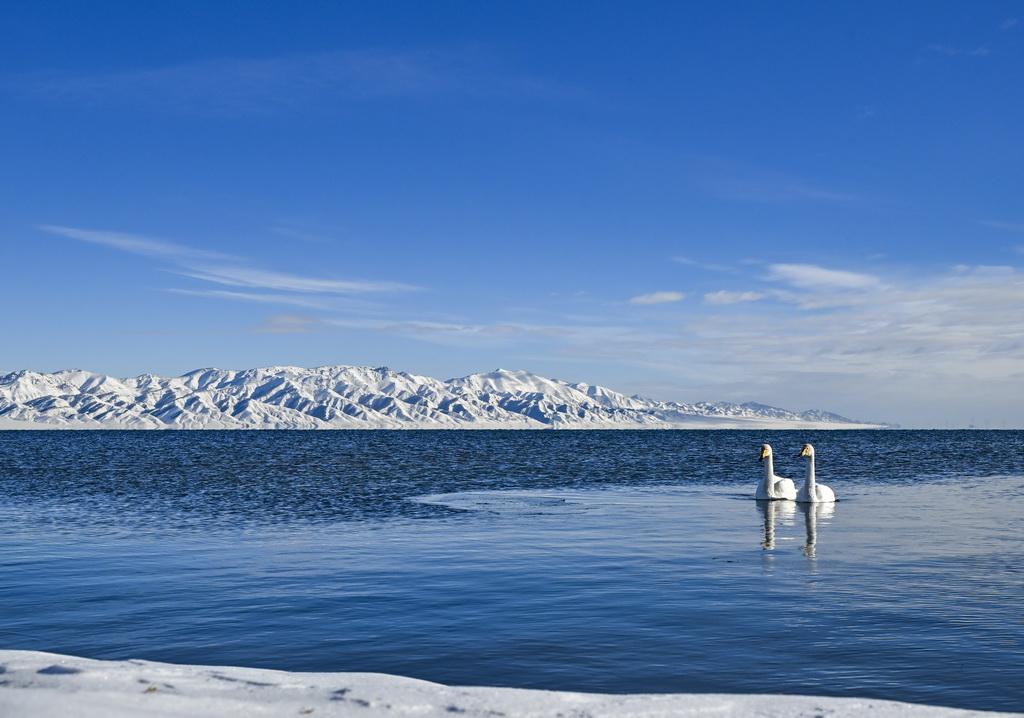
0 365 886 430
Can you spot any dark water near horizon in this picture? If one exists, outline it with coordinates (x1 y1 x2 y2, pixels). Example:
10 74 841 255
1 430 1022 711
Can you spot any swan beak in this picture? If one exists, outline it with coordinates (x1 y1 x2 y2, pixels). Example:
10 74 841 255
759 446 769 461
798 445 810 457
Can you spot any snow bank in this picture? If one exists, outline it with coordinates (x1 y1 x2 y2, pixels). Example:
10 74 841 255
1 651 1017 718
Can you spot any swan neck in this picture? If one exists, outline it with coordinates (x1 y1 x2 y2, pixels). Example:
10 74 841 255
762 455 775 487
803 455 816 489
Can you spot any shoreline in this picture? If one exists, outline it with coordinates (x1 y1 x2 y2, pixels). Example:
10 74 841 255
1 650 1020 717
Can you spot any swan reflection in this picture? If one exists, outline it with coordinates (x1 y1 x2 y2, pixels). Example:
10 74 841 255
799 501 836 558
757 499 796 550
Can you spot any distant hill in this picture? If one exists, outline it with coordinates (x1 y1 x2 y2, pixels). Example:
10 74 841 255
0 365 887 430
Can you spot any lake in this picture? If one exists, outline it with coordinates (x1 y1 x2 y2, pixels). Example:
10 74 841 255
1 430 1021 712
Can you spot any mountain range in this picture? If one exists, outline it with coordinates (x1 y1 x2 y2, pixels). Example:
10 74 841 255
0 365 886 430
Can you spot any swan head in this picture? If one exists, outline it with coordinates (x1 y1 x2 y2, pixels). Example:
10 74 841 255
759 444 772 462
799 443 815 457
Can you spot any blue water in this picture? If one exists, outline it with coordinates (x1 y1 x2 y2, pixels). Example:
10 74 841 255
1 430 1022 712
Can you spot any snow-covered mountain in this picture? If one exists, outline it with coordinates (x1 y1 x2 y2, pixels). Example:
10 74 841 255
0 365 885 430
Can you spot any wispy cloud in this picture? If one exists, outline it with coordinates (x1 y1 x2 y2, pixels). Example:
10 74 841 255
978 219 1024 233
703 290 766 305
927 44 991 57
40 225 233 261
251 313 324 334
767 263 881 291
686 268 1024 378
167 289 333 309
538 265 1024 423
179 265 420 294
1002 18 1019 30
628 291 686 305
671 256 734 272
696 159 862 204
324 317 574 349
41 225 422 303
855 105 878 120
8 49 576 115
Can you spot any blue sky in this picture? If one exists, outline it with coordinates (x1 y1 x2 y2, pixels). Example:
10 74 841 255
2 1 1023 428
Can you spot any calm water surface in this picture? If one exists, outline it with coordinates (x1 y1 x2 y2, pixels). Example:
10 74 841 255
1 430 1022 712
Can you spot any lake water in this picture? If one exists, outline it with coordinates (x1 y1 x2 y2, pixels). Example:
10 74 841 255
1 430 1022 712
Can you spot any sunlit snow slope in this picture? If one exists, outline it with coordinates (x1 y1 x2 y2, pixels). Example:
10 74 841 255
0 366 885 429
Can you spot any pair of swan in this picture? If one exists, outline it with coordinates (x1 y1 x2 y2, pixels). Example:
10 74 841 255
757 444 836 503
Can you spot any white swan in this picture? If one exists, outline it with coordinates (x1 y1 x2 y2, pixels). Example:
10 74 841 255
756 444 796 500
795 443 836 503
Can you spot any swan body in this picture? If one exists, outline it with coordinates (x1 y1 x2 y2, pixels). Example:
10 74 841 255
795 443 836 503
756 444 796 500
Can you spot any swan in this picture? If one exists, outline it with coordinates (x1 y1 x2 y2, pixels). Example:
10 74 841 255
756 444 796 500
795 443 836 503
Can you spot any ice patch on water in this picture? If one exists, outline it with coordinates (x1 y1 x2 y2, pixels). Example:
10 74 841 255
414 491 591 515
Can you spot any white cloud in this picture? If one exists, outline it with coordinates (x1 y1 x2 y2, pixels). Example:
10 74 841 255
43 225 422 306
1002 18 1019 30
167 289 333 309
671 256 733 272
323 318 577 350
628 291 686 305
180 266 421 294
40 225 232 261
703 290 766 305
767 263 881 290
950 264 1014 276
691 269 1024 379
510 265 1024 425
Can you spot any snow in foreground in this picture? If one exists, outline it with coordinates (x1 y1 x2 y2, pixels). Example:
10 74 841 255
1 651 1019 718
